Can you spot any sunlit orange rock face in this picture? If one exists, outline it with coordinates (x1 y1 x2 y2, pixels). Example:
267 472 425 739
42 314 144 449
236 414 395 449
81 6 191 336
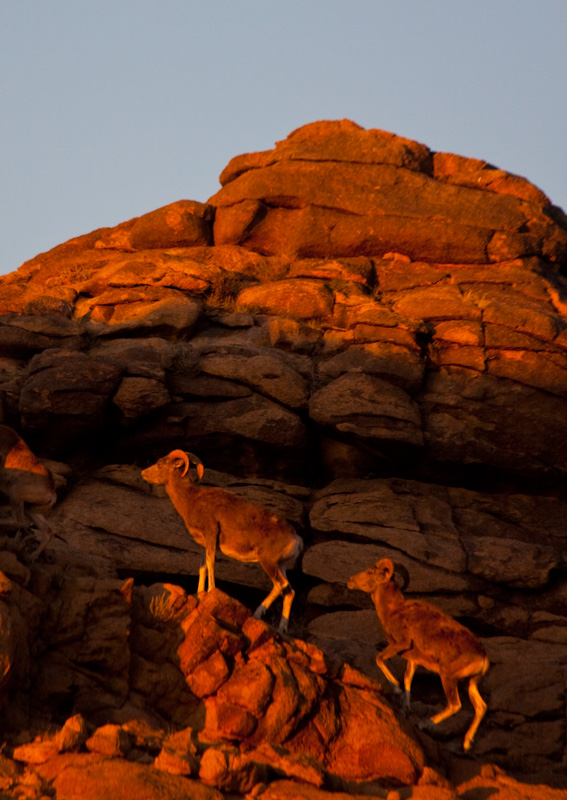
2 121 567 477
211 120 564 263
1 120 567 795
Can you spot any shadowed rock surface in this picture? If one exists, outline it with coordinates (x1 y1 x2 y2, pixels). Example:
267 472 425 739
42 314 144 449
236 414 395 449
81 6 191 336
1 120 567 797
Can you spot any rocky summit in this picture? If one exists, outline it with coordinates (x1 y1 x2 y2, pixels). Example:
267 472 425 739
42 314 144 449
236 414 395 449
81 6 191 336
1 119 567 799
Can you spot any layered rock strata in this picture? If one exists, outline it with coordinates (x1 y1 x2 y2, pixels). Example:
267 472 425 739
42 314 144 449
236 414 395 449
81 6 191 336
1 120 567 791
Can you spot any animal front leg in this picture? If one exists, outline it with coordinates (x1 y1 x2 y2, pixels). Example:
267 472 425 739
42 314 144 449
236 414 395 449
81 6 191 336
197 553 207 593
204 526 219 592
375 641 409 694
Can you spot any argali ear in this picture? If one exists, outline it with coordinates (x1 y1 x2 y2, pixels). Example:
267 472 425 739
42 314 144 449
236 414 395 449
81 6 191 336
172 458 186 471
195 462 204 482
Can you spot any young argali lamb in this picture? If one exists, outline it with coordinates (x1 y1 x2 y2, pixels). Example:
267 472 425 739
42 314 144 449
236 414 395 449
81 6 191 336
348 558 489 752
142 450 303 632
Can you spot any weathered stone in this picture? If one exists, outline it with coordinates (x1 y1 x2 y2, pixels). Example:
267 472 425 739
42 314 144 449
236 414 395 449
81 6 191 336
154 746 195 776
203 695 258 740
420 367 567 474
483 637 567 721
35 576 133 706
323 683 422 787
35 754 224 800
199 745 267 793
219 120 433 185
185 650 231 698
89 337 177 377
303 540 478 593
128 200 214 249
182 393 307 449
245 742 325 787
113 376 170 419
375 258 452 292
309 372 424 446
90 201 213 251
79 251 229 297
237 279 334 320
434 151 550 205
267 317 322 353
215 658 274 716
18 349 123 450
310 478 466 572
0 552 30 587
155 726 198 776
307 609 383 647
77 287 202 337
0 313 83 357
210 129 566 263
456 764 567 800
199 351 309 408
288 256 374 286
0 600 18 701
86 724 132 757
51 480 194 553
318 342 424 391
12 740 60 765
0 753 20 792
252 780 385 800
462 535 558 589
55 714 89 752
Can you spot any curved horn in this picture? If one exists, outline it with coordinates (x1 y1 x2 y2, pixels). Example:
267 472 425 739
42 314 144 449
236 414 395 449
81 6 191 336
393 562 410 592
168 450 204 481
186 452 204 482
168 449 190 476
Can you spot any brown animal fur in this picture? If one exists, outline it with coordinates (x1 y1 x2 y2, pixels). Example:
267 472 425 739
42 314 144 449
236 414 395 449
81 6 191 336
348 558 489 751
142 450 303 631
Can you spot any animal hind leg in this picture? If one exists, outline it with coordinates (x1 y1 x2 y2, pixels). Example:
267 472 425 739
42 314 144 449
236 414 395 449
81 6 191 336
431 674 461 725
402 659 417 713
253 560 287 628
463 674 488 751
279 582 295 633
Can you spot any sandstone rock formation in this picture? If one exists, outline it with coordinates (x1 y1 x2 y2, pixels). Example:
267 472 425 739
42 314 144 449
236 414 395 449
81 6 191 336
1 120 567 796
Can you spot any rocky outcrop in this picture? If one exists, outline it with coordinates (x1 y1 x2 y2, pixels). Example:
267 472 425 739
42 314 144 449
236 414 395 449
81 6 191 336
211 120 566 265
1 570 424 792
1 120 567 794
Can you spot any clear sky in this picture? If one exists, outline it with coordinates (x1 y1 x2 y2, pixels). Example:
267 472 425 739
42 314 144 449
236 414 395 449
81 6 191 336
2 0 566 276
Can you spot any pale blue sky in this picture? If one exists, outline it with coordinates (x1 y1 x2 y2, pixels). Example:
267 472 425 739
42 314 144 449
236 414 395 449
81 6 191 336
2 1 566 275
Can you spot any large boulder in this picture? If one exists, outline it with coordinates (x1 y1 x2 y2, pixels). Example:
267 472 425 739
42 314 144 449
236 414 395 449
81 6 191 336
209 120 567 264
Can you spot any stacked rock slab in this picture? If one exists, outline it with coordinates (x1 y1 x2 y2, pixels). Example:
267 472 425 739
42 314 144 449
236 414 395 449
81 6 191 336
1 120 567 786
